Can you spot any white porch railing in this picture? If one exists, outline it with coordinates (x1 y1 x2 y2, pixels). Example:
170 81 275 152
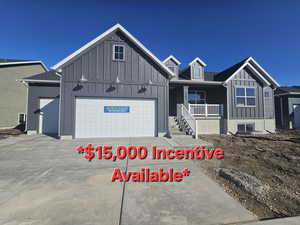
189 104 223 117
177 104 197 138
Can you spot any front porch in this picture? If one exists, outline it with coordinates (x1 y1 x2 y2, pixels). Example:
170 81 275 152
169 83 227 137
169 83 227 117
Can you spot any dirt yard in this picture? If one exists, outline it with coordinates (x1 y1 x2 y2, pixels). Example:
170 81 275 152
0 128 24 140
195 130 300 219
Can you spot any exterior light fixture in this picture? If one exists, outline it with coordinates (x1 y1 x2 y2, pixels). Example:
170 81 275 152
80 74 88 83
115 76 120 84
109 76 120 90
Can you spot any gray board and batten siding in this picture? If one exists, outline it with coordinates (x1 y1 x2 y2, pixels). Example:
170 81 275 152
180 61 204 81
226 67 275 120
164 58 179 78
27 83 60 131
58 30 169 137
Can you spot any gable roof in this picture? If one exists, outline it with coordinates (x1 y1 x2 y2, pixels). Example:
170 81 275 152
214 58 248 81
22 70 60 83
163 55 181 65
189 57 207 67
214 57 280 87
52 24 175 78
204 72 219 81
179 57 207 75
0 59 48 71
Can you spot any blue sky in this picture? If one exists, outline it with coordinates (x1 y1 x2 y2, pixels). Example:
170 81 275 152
1 0 300 85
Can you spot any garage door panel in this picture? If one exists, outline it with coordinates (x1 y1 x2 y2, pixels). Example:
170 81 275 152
75 98 155 138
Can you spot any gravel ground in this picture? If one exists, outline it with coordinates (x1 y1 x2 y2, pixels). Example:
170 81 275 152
195 130 300 219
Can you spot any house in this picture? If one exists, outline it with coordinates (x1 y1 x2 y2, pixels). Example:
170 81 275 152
0 59 47 129
168 56 279 135
274 86 300 129
21 24 280 139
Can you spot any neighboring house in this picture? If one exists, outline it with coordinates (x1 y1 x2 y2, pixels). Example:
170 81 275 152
21 24 280 139
0 59 47 129
274 86 300 129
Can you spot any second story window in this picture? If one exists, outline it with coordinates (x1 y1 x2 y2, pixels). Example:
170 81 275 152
113 44 125 61
236 87 256 107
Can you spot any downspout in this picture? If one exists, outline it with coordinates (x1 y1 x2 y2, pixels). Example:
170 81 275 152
222 82 229 134
56 71 62 138
263 87 266 132
17 79 29 132
280 96 284 128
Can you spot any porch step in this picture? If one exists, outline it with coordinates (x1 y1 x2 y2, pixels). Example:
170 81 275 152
169 116 188 136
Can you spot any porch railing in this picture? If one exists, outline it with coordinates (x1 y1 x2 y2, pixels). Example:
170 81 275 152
177 104 197 138
189 104 223 117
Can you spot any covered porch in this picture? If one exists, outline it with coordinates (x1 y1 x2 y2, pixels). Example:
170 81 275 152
169 82 227 117
169 81 227 137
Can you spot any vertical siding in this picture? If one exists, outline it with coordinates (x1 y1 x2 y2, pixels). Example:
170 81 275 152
191 62 204 80
27 84 60 131
228 68 266 119
263 86 275 119
59 31 169 136
164 59 179 78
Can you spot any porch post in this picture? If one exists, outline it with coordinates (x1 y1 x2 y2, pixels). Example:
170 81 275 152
183 86 189 108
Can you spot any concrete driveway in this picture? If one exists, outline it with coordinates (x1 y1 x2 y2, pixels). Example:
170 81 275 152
0 135 256 225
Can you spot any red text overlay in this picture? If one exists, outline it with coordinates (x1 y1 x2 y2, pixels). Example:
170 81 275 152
76 145 224 161
111 168 190 182
75 145 224 182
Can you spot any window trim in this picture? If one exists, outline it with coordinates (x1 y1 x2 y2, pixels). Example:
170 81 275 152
237 123 255 133
188 90 206 104
167 65 177 73
112 44 125 61
235 86 256 107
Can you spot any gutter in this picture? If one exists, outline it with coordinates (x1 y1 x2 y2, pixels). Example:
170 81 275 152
170 80 224 85
18 79 60 83
0 61 48 71
275 92 300 96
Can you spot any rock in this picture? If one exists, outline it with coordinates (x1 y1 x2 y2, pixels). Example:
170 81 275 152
215 168 270 197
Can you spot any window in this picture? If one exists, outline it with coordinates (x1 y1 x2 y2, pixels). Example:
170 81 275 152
18 113 26 124
264 91 270 98
188 90 206 104
168 66 176 73
113 45 125 61
237 123 255 133
236 87 256 107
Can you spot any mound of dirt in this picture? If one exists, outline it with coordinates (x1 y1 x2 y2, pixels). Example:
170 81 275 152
195 132 300 219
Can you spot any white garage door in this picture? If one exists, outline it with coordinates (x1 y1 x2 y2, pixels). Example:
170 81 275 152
294 104 300 128
39 98 59 134
75 98 155 138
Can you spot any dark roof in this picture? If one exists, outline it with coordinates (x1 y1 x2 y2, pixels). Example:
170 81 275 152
0 58 33 63
214 57 249 81
204 72 219 81
276 86 300 94
23 70 60 81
